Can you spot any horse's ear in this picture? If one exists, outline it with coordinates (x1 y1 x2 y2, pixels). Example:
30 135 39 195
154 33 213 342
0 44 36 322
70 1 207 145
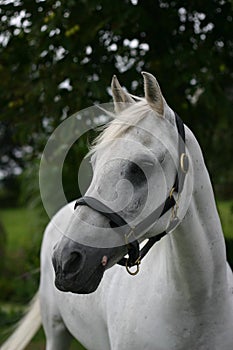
142 72 164 117
111 75 134 113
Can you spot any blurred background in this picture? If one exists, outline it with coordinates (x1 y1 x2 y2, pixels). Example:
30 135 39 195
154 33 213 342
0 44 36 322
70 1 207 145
0 0 232 348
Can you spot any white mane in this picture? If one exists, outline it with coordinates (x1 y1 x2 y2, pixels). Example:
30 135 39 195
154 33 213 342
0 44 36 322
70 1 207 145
90 99 153 154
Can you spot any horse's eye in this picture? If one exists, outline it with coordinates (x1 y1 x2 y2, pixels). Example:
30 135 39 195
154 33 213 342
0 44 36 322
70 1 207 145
125 162 147 188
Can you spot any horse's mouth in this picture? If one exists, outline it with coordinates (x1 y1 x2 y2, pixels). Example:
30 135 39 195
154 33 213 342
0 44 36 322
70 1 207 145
54 265 105 294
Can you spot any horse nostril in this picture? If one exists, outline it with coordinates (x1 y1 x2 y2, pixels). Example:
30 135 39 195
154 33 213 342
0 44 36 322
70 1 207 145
63 251 83 274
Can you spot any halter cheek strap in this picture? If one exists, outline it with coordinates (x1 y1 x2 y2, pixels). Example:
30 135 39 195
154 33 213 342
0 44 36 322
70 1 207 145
74 112 188 275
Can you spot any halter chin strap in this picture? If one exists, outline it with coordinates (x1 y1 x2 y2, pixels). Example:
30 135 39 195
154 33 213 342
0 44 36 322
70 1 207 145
74 112 189 275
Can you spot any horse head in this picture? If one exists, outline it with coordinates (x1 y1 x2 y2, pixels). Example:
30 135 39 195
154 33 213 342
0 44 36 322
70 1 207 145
52 72 190 294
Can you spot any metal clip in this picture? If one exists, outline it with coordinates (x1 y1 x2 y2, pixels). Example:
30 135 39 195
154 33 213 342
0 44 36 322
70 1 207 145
125 257 141 276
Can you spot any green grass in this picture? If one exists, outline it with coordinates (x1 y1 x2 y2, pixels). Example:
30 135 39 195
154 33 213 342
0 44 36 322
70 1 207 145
0 207 43 303
217 200 233 239
0 207 40 255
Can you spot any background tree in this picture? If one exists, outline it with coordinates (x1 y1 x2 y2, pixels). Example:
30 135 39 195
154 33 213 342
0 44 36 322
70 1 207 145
0 0 232 202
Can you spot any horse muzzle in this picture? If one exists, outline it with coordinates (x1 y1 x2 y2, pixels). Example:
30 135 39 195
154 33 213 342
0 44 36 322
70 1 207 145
52 235 125 294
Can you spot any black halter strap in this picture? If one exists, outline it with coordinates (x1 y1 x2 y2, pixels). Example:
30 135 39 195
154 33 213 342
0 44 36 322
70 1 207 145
74 112 188 270
173 112 188 193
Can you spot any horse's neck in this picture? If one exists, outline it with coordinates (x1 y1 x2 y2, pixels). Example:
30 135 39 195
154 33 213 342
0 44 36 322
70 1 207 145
163 127 227 299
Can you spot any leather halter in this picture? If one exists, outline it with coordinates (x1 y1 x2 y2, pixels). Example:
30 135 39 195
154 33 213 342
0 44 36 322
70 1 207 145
74 112 189 275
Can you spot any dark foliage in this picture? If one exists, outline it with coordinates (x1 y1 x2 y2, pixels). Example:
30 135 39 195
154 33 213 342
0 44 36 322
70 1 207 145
0 0 232 197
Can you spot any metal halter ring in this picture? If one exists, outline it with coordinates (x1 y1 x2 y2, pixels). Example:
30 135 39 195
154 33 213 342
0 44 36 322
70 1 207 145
180 153 189 173
125 257 141 276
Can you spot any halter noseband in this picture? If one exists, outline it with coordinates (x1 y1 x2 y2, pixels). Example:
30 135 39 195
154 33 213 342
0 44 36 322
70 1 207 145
74 112 189 275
